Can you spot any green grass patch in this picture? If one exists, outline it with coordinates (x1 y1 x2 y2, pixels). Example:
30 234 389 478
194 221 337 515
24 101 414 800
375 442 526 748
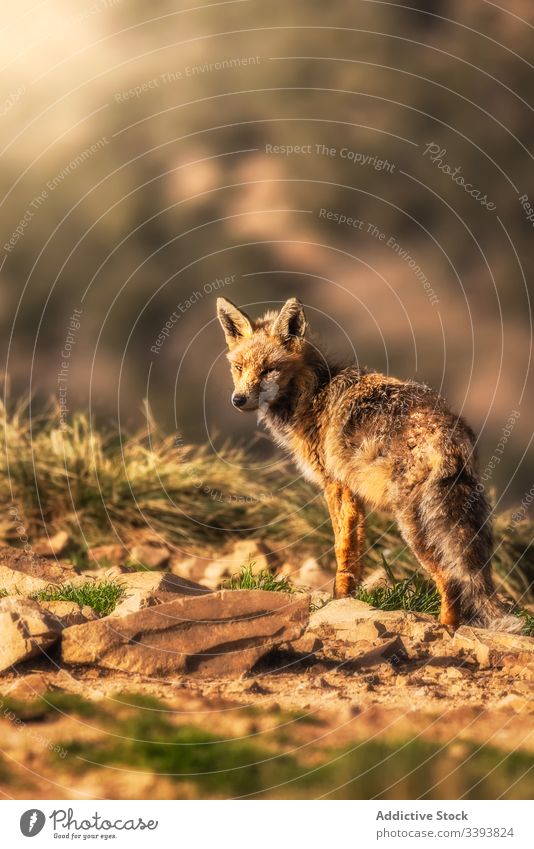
224 561 295 593
0 693 102 722
32 579 124 616
49 694 534 799
354 556 441 616
518 608 534 637
58 699 292 797
356 557 529 632
2 691 531 799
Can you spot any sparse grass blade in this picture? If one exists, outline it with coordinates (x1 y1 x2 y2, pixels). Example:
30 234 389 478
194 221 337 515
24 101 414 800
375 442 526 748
224 561 296 593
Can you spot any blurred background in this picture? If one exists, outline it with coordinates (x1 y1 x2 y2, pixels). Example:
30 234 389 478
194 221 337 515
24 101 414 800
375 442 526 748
1 0 532 507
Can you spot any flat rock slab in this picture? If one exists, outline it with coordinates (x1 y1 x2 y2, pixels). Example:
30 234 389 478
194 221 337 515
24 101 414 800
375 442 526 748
0 545 75 595
0 597 63 672
62 589 309 676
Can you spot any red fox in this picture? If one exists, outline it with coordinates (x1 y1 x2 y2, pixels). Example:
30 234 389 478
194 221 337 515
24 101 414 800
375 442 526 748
217 296 518 631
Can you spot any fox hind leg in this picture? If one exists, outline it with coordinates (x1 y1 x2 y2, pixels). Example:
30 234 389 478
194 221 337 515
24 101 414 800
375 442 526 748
325 482 365 597
395 505 463 628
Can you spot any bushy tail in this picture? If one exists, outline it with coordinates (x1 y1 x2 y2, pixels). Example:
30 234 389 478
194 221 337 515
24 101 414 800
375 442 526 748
415 458 522 633
457 580 522 633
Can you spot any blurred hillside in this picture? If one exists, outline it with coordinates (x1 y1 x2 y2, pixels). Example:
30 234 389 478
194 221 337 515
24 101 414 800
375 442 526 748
0 0 533 506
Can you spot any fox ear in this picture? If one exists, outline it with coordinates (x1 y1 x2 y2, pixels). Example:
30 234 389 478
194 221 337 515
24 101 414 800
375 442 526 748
271 298 307 344
217 298 253 347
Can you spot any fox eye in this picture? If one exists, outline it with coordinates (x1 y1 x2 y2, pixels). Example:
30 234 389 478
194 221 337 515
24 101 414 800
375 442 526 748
234 364 243 373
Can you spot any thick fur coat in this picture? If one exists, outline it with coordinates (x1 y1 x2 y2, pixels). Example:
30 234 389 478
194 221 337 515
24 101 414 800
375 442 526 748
217 296 517 631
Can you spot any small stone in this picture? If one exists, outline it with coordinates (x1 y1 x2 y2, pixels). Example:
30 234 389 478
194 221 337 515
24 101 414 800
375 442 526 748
170 556 208 583
226 539 279 573
293 557 334 591
74 566 126 582
33 531 70 557
496 694 532 713
88 544 127 567
130 543 170 570
1 673 51 700
355 635 407 668
360 568 389 592
286 633 323 654
201 560 232 589
244 680 271 695
201 540 281 590
309 590 332 610
445 666 465 679
312 676 335 690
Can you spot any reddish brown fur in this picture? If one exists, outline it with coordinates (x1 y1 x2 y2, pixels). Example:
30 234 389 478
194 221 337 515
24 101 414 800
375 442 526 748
217 297 518 631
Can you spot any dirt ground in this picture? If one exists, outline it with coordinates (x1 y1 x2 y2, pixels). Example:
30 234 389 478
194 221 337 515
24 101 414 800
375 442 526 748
0 643 532 801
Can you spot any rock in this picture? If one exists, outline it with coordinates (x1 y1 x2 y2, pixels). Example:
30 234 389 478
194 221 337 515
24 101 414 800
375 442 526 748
285 633 324 654
243 679 271 695
33 530 70 557
1 672 51 700
74 565 126 582
88 544 127 567
360 567 389 591
201 560 233 589
309 590 332 610
0 545 76 595
226 539 279 573
354 635 407 667
293 557 333 591
499 656 534 680
0 598 62 672
201 540 280 589
309 597 444 646
453 626 534 669
495 694 533 713
110 571 208 616
62 589 309 676
130 543 170 570
170 556 208 583
39 600 98 627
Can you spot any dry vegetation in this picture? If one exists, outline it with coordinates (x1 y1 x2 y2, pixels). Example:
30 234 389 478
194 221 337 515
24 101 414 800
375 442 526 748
1 397 533 612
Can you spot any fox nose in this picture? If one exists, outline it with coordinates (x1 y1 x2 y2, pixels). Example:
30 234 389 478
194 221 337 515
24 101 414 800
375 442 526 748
232 393 247 408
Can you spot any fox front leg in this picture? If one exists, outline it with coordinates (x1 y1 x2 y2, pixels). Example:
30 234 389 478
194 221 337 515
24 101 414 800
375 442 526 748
324 481 365 597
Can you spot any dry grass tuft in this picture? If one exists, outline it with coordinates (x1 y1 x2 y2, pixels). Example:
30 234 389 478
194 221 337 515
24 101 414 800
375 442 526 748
1 397 532 607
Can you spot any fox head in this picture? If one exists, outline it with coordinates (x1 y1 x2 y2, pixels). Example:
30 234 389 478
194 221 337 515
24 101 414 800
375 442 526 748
217 297 308 413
